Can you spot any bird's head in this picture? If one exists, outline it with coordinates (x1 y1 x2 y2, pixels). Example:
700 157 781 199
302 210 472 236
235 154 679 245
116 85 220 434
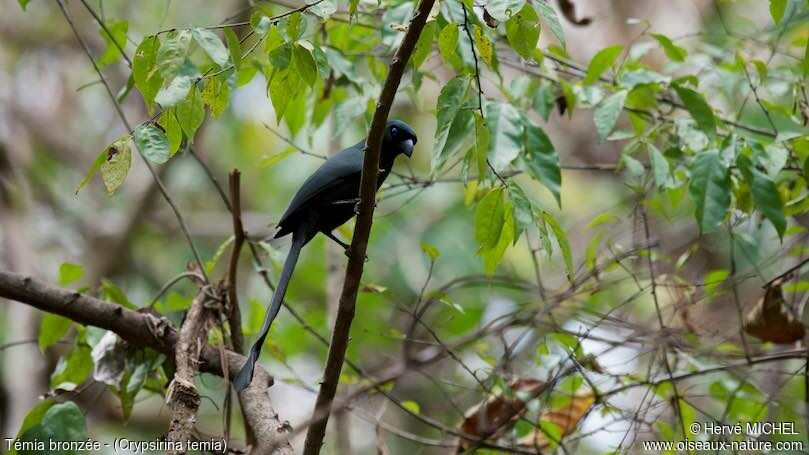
384 120 417 158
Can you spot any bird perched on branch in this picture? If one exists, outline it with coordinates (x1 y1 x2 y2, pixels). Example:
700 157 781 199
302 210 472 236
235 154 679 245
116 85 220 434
234 120 417 391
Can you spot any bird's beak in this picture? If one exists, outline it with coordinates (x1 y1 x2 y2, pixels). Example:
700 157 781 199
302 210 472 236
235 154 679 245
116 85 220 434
402 138 414 157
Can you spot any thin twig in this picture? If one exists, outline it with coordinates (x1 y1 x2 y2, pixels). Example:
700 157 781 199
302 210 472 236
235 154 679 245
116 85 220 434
640 206 688 443
78 0 132 68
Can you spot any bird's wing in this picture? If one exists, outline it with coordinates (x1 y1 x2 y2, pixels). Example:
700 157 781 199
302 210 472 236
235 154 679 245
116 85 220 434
276 141 365 229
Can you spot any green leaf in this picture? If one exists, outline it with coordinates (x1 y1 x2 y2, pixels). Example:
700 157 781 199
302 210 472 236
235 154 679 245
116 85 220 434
532 82 556 121
11 400 54 453
704 269 730 299
522 119 561 206
59 263 84 286
74 150 107 195
251 13 272 35
486 101 523 171
201 74 231 118
802 36 809 77
101 279 136 309
473 25 494 67
482 201 515 274
18 402 86 454
770 0 787 23
688 150 730 233
133 36 163 113
97 19 128 67
421 242 441 261
310 0 337 18
412 21 436 71
507 181 535 240
205 235 235 275
402 400 421 414
433 77 472 170
270 43 293 69
533 1 565 46
647 143 670 188
192 28 229 67
100 136 132 194
651 33 687 62
285 12 304 41
18 0 31 10
133 123 170 164
673 84 716 140
542 210 573 281
737 154 786 238
223 27 242 70
473 111 489 176
39 313 72 352
505 4 541 59
116 73 135 103
268 66 303 123
158 108 182 156
155 59 199 107
475 188 506 250
438 23 463 71
593 90 627 142
486 0 526 22
583 45 623 85
156 30 191 81
175 86 205 142
50 344 92 390
293 44 318 86
619 69 670 89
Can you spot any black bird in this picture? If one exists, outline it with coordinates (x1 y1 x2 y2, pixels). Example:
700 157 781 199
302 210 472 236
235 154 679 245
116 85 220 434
234 120 417 391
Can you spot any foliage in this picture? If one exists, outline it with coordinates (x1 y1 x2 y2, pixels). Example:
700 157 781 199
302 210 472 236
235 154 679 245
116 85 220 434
7 0 809 452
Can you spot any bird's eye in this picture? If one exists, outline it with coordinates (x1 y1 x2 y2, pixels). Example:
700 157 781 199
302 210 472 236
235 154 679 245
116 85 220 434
391 127 399 138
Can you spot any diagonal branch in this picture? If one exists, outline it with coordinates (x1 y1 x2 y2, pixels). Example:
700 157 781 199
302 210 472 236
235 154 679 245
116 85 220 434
301 0 436 452
167 289 212 453
0 270 292 454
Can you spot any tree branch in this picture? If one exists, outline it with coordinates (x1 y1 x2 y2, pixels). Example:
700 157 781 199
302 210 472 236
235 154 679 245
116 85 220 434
226 170 245 354
167 290 212 453
0 270 292 454
301 0 436 452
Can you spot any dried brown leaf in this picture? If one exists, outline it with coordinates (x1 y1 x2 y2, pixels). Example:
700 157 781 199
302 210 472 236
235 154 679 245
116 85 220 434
557 0 591 26
483 8 499 28
456 378 546 452
517 392 595 449
744 281 805 344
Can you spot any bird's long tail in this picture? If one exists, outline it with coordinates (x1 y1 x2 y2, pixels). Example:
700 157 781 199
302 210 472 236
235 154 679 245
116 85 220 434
234 230 306 391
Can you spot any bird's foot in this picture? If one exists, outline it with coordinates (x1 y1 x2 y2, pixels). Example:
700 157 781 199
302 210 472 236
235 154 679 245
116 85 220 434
343 247 369 262
353 199 378 215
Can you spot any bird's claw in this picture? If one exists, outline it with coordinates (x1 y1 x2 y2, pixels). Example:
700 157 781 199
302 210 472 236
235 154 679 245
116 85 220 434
344 248 369 262
353 199 378 215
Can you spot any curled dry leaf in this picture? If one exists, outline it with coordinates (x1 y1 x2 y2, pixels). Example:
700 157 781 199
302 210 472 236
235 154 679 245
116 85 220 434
744 280 805 344
483 8 499 28
557 0 591 26
518 391 596 450
456 378 546 452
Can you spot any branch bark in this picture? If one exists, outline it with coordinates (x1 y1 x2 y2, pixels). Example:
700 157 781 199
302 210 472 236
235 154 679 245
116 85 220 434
0 271 292 454
226 170 245 354
301 1 436 453
166 289 213 454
